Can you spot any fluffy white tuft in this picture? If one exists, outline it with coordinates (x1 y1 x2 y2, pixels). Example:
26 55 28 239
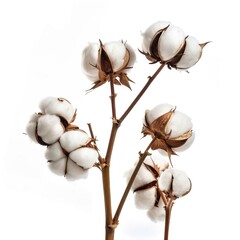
65 159 88 180
81 42 99 81
147 201 165 222
104 41 127 72
134 188 156 210
141 21 171 53
145 103 174 125
158 169 173 192
69 147 98 169
165 110 193 138
26 113 41 143
45 142 66 161
176 36 202 69
158 25 186 61
37 114 65 144
48 157 67 176
171 169 191 197
59 130 90 153
39 97 75 123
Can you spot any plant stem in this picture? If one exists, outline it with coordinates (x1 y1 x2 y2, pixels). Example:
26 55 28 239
112 137 157 225
109 74 117 121
164 199 174 240
119 63 165 124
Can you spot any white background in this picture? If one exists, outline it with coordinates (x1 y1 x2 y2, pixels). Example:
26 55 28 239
0 0 239 239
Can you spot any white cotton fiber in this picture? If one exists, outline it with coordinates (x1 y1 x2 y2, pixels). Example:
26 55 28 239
45 142 66 161
171 169 191 197
147 201 165 222
69 147 98 169
104 41 127 72
158 169 173 192
145 104 174 125
65 159 88 180
39 97 75 123
48 157 67 176
158 25 186 61
165 110 193 138
141 21 171 53
176 36 202 69
134 188 156 210
59 130 90 153
26 113 41 143
81 42 99 81
37 114 65 144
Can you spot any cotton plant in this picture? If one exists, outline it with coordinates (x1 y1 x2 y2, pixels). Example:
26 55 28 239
25 20 208 240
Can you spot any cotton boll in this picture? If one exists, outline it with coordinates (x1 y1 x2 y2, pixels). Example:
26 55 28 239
145 104 174 125
60 130 91 153
176 36 202 69
48 157 67 176
45 142 66 161
165 110 193 138
134 188 156 210
81 42 99 81
123 43 136 70
39 97 75 124
147 201 165 222
142 21 171 53
158 25 186 62
37 114 65 145
159 169 191 197
69 147 98 169
104 41 127 72
65 159 89 180
26 113 41 143
171 169 191 197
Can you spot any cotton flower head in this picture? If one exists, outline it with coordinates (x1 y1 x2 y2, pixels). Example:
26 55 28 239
158 168 191 198
81 40 136 90
141 20 208 70
142 104 193 159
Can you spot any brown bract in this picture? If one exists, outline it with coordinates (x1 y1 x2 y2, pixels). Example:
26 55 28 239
89 40 134 91
142 109 192 159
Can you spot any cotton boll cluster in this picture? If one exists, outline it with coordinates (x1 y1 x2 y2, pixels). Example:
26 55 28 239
26 97 99 180
126 154 169 222
81 40 136 90
142 103 194 158
141 20 208 70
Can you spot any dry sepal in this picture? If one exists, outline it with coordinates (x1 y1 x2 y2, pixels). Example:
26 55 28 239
81 40 136 90
142 104 194 159
126 154 169 222
141 20 208 70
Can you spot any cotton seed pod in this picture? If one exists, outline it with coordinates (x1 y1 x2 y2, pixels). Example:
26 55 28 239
81 40 136 90
141 20 207 70
26 113 65 145
45 142 66 161
69 147 98 169
158 168 191 198
59 129 91 153
143 103 193 158
39 97 76 124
